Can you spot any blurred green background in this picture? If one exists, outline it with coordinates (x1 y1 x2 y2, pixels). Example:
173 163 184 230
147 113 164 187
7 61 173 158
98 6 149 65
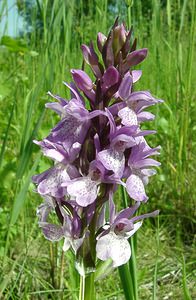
0 0 195 299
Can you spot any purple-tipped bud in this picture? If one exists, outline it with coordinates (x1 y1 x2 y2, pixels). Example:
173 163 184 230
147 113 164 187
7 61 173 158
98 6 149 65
101 66 120 94
71 69 93 91
81 43 102 78
112 24 127 56
102 31 114 67
71 69 96 103
97 32 107 52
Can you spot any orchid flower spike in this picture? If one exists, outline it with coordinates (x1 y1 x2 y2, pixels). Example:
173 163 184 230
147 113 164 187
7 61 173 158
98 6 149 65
33 18 162 274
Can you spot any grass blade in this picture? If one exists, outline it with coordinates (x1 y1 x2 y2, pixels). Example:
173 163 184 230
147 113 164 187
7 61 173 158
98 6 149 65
0 101 15 168
10 153 41 225
182 255 192 300
153 215 160 300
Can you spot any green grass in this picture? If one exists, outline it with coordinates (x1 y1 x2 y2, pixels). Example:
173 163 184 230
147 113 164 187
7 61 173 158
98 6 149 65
0 0 195 299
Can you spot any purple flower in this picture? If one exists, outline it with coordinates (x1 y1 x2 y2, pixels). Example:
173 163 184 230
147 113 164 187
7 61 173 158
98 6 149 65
97 109 136 178
97 18 148 75
115 73 162 126
45 95 105 150
32 164 79 198
33 139 82 164
46 107 90 149
97 32 107 52
112 24 127 56
126 141 161 202
37 196 83 252
63 159 120 207
96 196 159 267
97 109 155 179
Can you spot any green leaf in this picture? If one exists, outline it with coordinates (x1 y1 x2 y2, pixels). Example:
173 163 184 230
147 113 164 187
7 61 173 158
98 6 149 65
95 259 113 281
0 36 28 53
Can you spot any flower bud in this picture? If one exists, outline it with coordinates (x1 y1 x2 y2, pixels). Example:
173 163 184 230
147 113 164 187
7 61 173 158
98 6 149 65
97 32 107 52
112 24 127 56
71 69 93 91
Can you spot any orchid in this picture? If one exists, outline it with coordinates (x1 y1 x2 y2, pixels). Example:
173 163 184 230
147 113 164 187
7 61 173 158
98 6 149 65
96 196 159 267
32 17 162 299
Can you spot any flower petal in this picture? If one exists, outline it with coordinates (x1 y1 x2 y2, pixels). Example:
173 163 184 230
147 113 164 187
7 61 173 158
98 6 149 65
137 111 155 122
101 66 120 94
97 149 125 178
47 91 68 106
67 177 98 207
123 48 148 73
35 164 70 198
96 232 131 267
132 70 142 83
47 115 89 148
118 73 132 100
126 221 143 238
97 32 107 52
81 43 102 78
39 222 64 241
118 107 138 126
126 174 148 202
63 237 71 251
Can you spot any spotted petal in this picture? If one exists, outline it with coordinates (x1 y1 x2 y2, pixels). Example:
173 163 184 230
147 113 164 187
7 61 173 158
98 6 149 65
33 164 70 198
47 115 89 148
67 177 98 207
126 174 148 202
39 223 64 241
118 107 138 126
96 231 131 267
97 149 125 178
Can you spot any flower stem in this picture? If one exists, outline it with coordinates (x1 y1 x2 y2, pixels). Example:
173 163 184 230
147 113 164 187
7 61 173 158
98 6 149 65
120 186 138 300
79 272 96 300
129 235 138 300
49 243 56 288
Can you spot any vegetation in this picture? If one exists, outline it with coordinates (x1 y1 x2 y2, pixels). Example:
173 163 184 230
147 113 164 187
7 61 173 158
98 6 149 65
0 0 195 299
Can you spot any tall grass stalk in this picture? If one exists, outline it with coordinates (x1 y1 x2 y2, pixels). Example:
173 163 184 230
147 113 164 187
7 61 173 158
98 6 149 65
182 255 192 300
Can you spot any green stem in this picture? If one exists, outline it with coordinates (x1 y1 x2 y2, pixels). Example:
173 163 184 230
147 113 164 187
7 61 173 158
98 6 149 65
127 0 132 28
120 186 138 300
49 243 56 288
119 264 135 300
129 235 138 300
59 250 65 299
79 272 96 300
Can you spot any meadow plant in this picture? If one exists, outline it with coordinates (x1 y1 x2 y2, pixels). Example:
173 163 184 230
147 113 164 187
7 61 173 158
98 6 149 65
32 18 162 299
